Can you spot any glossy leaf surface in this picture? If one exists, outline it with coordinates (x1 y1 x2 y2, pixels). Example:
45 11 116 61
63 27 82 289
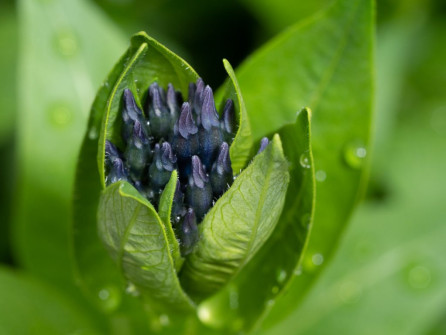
158 170 183 269
195 109 315 333
217 59 253 172
14 0 126 295
98 181 194 313
180 134 289 300
235 0 374 326
73 31 198 309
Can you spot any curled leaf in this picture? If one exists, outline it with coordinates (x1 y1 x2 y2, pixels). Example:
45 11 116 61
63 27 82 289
180 134 290 300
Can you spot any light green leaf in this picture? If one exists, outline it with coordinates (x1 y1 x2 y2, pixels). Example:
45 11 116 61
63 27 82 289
158 170 183 270
0 5 17 145
180 134 290 300
235 0 374 326
194 109 315 333
217 59 253 172
0 267 99 335
73 31 197 309
265 110 446 335
98 181 195 313
13 0 126 296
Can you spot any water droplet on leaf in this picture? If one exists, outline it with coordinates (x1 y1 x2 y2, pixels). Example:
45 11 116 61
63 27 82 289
299 153 311 169
276 269 287 284
48 102 73 128
315 170 327 182
159 314 170 326
54 29 79 58
97 285 121 312
88 126 98 140
343 141 367 169
312 253 324 266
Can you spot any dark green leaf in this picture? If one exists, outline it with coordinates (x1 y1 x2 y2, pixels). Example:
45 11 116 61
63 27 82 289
235 0 374 326
217 59 253 172
0 5 17 145
180 134 289 300
98 181 195 313
194 109 315 333
265 111 446 335
0 267 99 334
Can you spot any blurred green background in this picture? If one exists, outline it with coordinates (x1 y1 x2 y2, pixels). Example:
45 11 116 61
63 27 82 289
0 0 445 334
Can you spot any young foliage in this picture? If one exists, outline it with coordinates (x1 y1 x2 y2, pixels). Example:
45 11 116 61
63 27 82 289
234 0 374 327
180 134 290 300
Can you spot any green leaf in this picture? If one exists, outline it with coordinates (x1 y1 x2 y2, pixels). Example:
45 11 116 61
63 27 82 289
158 170 183 270
265 111 446 335
13 0 126 295
0 267 100 334
0 5 17 145
98 181 195 313
73 31 198 309
180 134 290 300
235 0 374 325
217 59 253 172
193 109 315 333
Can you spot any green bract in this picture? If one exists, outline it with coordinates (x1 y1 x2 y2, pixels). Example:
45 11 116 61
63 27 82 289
73 32 315 332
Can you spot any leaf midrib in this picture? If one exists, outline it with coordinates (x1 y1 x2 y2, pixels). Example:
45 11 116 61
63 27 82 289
117 203 142 276
238 153 277 273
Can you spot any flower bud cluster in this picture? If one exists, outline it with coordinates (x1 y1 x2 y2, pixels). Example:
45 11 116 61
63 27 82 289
104 79 236 254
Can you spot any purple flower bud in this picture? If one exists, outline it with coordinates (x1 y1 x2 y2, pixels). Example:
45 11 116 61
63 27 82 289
167 83 181 124
258 137 269 154
201 86 220 131
221 99 235 137
122 89 146 143
210 142 233 197
124 120 151 180
178 103 198 139
147 83 171 139
180 208 199 255
187 156 213 219
149 142 177 193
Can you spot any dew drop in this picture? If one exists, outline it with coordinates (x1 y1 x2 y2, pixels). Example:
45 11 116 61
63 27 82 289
276 269 287 284
159 314 170 326
54 29 79 58
48 102 73 128
312 253 324 266
125 282 140 296
315 170 327 182
408 265 431 289
300 213 312 229
88 126 98 140
343 141 367 169
265 299 275 307
299 153 311 169
97 285 121 312
98 289 109 300
338 280 362 304
197 305 212 323
294 265 303 276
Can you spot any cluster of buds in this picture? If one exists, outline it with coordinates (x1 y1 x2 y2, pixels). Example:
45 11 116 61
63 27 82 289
104 79 251 255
